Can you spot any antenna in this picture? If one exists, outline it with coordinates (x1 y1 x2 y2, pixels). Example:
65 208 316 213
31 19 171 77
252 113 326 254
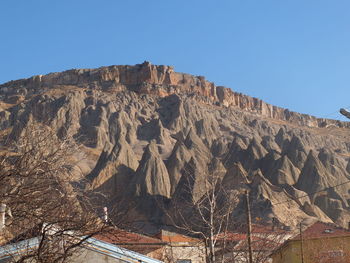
0 204 6 231
103 207 108 224
340 108 350 119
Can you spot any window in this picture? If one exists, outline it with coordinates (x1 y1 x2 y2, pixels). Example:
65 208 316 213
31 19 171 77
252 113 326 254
323 229 334 233
176 260 192 263
320 250 344 261
328 250 344 257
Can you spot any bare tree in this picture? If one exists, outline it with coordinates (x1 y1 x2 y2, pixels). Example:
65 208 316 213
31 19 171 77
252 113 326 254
216 225 290 263
165 157 239 263
163 156 294 263
0 119 107 262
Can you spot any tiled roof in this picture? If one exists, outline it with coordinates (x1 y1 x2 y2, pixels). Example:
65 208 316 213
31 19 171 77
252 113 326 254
155 230 200 243
215 225 289 254
215 232 246 242
292 221 350 240
216 232 283 243
234 224 286 234
235 238 281 251
270 221 350 257
94 228 203 256
215 224 288 242
94 228 166 256
94 228 165 245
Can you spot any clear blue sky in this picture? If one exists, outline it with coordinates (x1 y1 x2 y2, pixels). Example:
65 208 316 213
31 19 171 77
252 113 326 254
1 0 350 120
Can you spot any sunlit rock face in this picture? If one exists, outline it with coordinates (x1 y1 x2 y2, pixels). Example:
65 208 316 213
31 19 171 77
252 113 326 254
1 62 350 230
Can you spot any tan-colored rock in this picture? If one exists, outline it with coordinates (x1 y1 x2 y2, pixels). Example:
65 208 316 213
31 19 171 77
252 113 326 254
1 63 350 229
134 141 171 198
2 62 349 129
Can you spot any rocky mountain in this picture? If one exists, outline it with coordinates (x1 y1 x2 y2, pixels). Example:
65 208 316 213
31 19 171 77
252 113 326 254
1 61 350 231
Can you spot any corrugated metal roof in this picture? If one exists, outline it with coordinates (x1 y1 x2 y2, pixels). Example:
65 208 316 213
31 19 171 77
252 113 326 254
0 236 164 263
86 238 164 263
0 237 39 259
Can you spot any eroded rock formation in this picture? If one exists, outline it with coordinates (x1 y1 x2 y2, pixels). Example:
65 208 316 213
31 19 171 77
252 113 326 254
1 62 350 230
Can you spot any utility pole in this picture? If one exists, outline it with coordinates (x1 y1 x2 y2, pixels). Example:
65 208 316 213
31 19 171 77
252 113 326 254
245 190 253 263
299 222 305 263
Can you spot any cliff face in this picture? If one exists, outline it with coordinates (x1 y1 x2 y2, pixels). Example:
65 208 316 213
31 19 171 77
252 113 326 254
1 61 347 129
1 62 350 230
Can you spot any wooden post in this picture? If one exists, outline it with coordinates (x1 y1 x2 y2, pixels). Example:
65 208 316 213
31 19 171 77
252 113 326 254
299 222 305 263
245 191 253 263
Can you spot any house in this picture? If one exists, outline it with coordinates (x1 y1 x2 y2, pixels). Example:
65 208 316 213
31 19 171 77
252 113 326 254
155 230 206 263
1 223 205 263
215 224 291 263
271 221 350 263
95 228 167 260
0 235 164 263
96 228 206 263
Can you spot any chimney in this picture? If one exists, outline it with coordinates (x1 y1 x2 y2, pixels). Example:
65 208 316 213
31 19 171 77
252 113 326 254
103 207 108 224
0 204 6 231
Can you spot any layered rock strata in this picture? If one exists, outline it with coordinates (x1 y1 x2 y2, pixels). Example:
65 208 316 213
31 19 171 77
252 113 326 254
1 61 347 129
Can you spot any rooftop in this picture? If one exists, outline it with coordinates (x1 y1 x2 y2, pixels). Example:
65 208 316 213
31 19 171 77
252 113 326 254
94 228 165 245
94 228 166 256
155 230 201 243
292 221 350 240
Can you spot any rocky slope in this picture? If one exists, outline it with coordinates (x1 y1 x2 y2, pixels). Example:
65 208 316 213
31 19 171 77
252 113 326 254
1 62 350 230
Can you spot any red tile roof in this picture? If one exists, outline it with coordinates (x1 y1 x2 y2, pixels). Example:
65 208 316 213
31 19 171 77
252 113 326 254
216 232 246 242
271 221 350 257
234 224 286 234
292 221 350 240
95 228 165 245
216 232 283 243
235 238 282 251
215 224 288 242
155 230 200 243
94 228 166 256
94 228 204 257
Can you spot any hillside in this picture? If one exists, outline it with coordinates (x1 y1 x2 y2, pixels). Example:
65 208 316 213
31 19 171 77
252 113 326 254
1 61 350 231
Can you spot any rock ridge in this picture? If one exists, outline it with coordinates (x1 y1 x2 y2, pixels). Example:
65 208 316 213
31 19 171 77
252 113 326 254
1 62 348 129
1 62 350 230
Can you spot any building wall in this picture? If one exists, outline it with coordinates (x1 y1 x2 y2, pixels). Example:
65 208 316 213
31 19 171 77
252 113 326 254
0 247 160 263
162 244 206 263
272 237 350 263
72 247 128 263
217 251 273 263
146 247 166 261
0 248 136 263
271 242 300 263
